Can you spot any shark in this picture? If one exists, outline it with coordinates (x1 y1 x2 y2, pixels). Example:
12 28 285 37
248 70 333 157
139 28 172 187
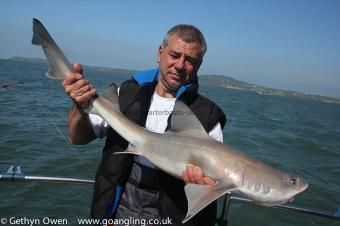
31 18 308 223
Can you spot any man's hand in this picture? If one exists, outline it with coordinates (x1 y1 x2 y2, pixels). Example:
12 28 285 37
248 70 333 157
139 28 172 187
62 63 96 109
182 164 215 185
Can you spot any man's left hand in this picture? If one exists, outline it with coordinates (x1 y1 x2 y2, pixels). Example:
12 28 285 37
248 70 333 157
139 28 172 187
182 164 215 185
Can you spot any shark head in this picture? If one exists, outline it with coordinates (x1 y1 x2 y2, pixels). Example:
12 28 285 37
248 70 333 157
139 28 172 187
257 174 309 206
283 175 309 202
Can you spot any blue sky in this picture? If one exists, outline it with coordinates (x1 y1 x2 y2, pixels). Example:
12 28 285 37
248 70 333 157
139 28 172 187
1 0 339 97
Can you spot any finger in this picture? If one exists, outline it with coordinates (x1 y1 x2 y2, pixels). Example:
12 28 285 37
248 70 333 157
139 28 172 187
203 177 216 185
72 88 96 106
186 164 195 183
70 83 93 97
73 62 83 74
182 172 190 184
71 86 96 100
69 79 90 93
64 79 87 95
193 166 204 184
63 73 83 87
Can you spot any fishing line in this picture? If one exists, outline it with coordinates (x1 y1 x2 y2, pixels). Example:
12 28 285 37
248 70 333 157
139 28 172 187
0 81 24 89
30 90 93 176
39 105 93 175
1 80 93 175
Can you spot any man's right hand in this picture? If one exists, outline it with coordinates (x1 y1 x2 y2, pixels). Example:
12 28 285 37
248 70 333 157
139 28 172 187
62 63 97 109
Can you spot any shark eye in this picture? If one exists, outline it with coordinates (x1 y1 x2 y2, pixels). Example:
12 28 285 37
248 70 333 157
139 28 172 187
290 177 297 185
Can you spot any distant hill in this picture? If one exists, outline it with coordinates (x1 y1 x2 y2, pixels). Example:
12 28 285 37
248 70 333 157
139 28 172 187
9 56 48 64
199 74 340 104
5 56 340 104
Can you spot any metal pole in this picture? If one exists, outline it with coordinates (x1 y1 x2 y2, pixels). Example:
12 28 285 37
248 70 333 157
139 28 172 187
215 193 232 226
18 176 94 184
230 196 340 220
0 165 94 185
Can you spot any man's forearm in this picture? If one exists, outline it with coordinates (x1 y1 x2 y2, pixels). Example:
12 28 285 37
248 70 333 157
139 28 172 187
68 104 96 144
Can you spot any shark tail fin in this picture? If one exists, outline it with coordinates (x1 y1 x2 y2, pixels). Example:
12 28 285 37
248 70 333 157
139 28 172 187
32 18 72 79
32 18 49 46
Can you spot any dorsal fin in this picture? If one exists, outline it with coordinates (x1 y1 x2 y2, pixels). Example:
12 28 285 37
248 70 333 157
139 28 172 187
85 83 119 115
168 101 210 138
101 83 119 106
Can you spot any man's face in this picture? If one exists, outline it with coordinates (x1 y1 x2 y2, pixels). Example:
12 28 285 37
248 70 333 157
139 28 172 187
157 34 203 93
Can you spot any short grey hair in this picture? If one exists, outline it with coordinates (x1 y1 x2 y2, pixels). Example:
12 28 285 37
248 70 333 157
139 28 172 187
162 24 207 57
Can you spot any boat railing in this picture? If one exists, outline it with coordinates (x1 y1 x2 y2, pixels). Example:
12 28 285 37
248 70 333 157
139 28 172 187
1 165 339 225
0 165 94 184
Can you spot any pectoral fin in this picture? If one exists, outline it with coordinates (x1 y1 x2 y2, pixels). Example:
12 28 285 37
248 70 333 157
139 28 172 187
183 179 236 223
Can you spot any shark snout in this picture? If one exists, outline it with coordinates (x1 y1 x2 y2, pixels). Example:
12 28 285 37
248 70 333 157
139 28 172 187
296 177 309 194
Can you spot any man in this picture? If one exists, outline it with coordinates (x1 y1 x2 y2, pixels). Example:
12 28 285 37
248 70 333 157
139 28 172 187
63 25 226 225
